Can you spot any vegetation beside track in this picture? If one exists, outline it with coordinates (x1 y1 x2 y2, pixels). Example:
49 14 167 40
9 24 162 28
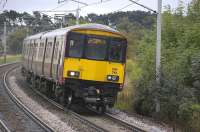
0 54 21 64
116 1 200 131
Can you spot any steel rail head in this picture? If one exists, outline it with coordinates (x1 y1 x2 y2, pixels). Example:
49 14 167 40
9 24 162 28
3 66 55 132
105 113 146 132
29 81 108 132
0 119 11 132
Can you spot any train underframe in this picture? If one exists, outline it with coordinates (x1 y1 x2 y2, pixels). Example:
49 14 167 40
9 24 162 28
22 68 119 113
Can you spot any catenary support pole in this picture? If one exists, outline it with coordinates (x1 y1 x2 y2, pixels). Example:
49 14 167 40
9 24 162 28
155 0 162 113
76 7 80 25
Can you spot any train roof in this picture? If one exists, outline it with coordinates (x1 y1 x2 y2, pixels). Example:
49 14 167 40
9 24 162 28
24 32 47 41
25 23 123 40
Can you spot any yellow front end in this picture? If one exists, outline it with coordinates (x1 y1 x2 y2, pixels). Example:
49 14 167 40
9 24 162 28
63 58 125 84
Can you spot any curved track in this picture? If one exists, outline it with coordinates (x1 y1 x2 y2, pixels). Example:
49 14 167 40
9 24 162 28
1 63 54 132
26 82 109 132
12 66 145 132
86 106 145 132
0 119 10 132
34 83 145 132
5 65 146 132
104 113 145 132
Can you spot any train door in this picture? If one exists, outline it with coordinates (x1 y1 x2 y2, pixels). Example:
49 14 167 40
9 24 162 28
50 37 56 78
30 40 36 72
42 38 48 75
28 41 33 71
43 37 54 77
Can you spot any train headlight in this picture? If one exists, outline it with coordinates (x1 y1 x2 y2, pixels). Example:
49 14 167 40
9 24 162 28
107 75 119 82
67 71 80 78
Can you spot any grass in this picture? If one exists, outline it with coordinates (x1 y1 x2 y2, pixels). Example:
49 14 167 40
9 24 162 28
115 83 135 111
0 54 22 64
115 59 142 112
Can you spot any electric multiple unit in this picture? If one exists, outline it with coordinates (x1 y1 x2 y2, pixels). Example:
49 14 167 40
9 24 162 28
21 23 127 112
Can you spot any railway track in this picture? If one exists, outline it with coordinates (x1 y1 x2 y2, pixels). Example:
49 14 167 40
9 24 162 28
33 83 145 132
86 106 146 132
0 119 10 132
104 113 145 132
11 66 145 132
5 65 146 132
28 82 109 132
2 64 55 132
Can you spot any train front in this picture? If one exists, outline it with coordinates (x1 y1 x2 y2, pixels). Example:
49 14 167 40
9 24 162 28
63 28 127 112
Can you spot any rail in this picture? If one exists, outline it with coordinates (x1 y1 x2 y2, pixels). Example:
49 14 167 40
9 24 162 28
0 119 11 132
3 66 55 132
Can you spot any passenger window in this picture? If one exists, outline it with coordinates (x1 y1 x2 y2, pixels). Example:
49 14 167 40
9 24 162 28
34 43 38 59
46 42 52 59
38 42 44 59
53 42 59 60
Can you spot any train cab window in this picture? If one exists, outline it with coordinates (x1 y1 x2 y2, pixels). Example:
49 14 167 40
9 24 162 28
68 32 85 58
108 39 126 63
85 36 107 60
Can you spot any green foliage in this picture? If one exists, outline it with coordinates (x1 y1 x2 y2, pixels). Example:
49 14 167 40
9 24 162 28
133 0 200 131
0 54 21 64
133 30 157 116
7 28 27 54
115 59 142 111
126 59 142 82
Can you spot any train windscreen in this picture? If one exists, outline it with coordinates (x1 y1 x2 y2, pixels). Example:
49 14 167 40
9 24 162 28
85 36 107 60
108 38 126 62
67 32 126 63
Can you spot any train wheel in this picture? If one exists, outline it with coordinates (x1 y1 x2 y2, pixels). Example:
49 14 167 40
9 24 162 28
35 78 40 89
96 105 106 114
40 79 47 94
31 75 36 89
46 81 53 98
65 90 73 108
54 84 62 102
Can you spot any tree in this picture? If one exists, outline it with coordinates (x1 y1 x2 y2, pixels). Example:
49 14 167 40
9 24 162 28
7 28 27 54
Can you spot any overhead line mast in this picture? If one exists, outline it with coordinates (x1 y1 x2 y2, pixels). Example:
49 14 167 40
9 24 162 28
129 0 162 113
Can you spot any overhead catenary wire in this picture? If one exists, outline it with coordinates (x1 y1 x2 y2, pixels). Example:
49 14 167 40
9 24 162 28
129 0 157 14
79 0 112 9
49 1 69 11
2 0 7 8
114 0 140 12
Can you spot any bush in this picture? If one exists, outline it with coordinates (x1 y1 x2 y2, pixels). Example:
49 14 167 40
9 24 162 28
115 59 141 111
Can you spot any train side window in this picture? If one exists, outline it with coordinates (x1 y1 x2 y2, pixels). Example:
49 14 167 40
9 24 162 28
23 42 25 57
67 32 85 58
45 42 53 59
27 43 30 57
25 43 28 57
34 43 38 59
29 43 32 58
38 42 44 60
53 41 59 60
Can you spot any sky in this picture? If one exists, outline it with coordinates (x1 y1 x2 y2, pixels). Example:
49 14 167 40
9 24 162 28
0 0 192 16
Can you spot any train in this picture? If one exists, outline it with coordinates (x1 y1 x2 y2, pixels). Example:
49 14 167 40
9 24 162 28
21 23 127 113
